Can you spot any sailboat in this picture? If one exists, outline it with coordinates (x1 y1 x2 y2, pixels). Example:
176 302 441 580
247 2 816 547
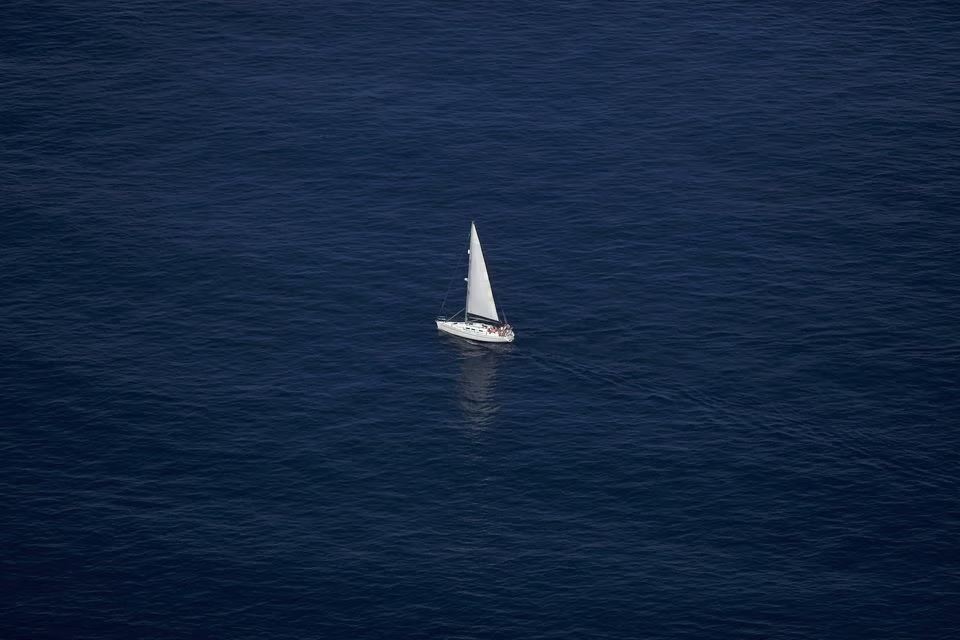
436 222 515 343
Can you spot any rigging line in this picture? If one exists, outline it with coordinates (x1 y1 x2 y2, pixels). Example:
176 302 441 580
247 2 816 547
438 239 467 316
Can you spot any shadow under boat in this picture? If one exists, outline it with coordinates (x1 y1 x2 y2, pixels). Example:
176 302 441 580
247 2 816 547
439 334 513 429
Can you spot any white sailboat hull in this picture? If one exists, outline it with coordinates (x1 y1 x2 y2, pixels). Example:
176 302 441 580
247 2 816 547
436 320 515 343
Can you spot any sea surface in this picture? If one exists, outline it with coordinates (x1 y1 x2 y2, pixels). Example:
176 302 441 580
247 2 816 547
2 1 958 638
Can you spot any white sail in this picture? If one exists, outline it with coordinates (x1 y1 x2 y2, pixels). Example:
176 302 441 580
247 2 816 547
465 222 499 322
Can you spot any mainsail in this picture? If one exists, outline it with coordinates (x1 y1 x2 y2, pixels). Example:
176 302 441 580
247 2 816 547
465 222 499 322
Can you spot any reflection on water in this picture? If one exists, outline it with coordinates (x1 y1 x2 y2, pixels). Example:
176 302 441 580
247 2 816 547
442 336 512 429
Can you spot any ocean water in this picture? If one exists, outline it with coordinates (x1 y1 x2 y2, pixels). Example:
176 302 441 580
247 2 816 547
2 1 958 638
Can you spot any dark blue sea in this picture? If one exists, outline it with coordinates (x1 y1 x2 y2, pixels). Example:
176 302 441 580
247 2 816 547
2 1 958 638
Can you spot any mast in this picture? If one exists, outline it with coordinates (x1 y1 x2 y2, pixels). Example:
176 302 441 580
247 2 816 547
465 221 472 322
